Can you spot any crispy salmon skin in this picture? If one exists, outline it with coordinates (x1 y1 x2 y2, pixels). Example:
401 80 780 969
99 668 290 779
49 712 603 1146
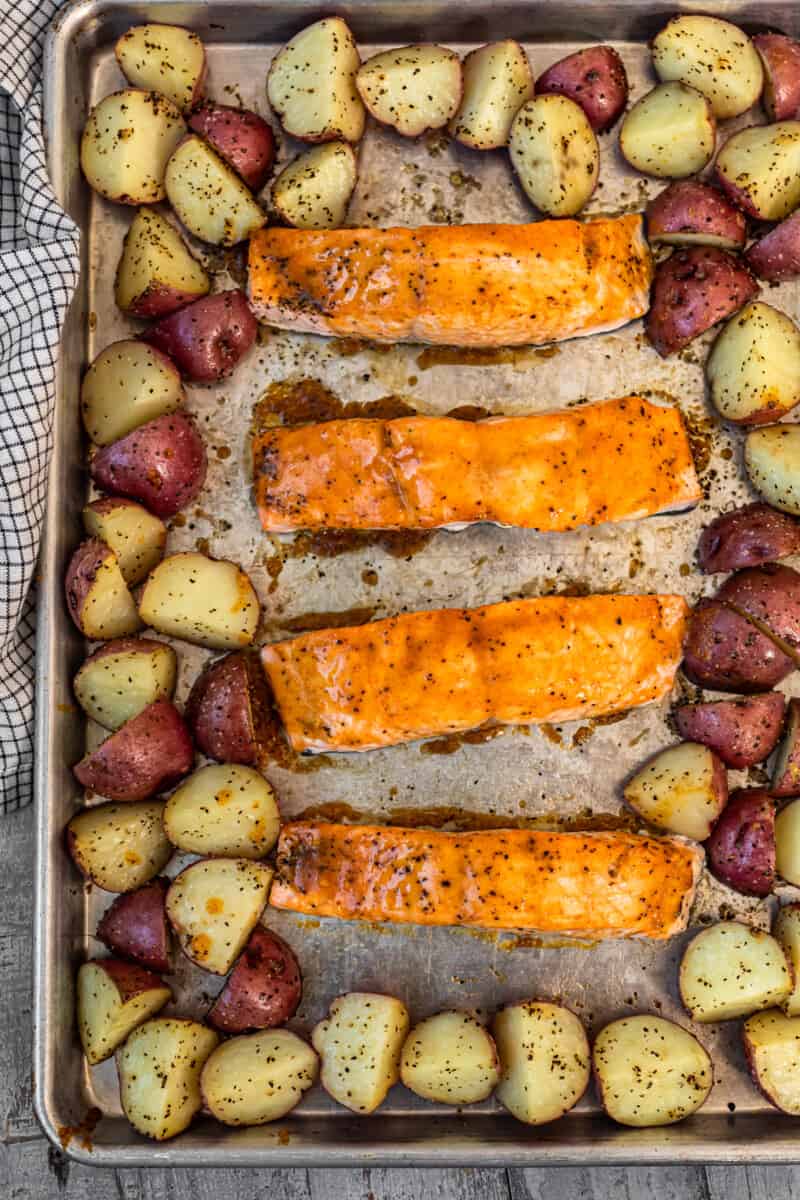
247 217 652 347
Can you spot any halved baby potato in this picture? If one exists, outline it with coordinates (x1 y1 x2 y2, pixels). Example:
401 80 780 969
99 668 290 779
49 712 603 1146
115 207 210 318
271 142 357 229
449 40 533 149
115 24 206 112
746 425 800 516
65 539 142 641
776 798 800 885
81 339 184 447
139 552 260 650
623 741 728 840
66 800 172 893
492 1001 590 1126
509 94 598 217
773 905 800 1017
707 302 800 427
744 1009 800 1115
165 135 266 247
77 958 171 1065
163 763 280 858
679 921 792 1022
166 857 273 974
652 14 764 119
117 1018 219 1141
73 697 193 803
400 1011 500 1105
80 89 186 204
267 17 364 144
619 83 715 179
312 992 410 1115
83 498 167 586
356 45 462 138
201 1030 318 1126
535 45 628 134
753 33 800 122
646 181 746 251
716 122 800 221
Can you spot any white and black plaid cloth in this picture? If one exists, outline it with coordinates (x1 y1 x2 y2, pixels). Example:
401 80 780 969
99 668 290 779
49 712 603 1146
0 0 81 812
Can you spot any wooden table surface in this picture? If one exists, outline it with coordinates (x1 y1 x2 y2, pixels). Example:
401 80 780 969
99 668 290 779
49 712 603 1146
4 806 798 1199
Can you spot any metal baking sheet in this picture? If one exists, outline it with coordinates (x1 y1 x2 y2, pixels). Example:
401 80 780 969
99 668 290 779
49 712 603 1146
35 0 800 1166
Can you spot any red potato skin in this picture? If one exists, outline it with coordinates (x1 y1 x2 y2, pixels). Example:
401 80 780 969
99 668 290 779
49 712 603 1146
184 651 271 765
746 211 800 282
682 599 794 692
91 411 207 520
772 698 800 797
96 878 171 973
698 504 800 574
717 564 800 664
73 698 194 802
535 45 628 133
705 788 776 897
188 102 275 191
94 956 172 1003
80 635 169 668
646 181 747 249
124 280 208 321
65 538 118 635
141 290 257 383
753 34 800 121
207 926 302 1033
645 246 759 357
674 693 786 769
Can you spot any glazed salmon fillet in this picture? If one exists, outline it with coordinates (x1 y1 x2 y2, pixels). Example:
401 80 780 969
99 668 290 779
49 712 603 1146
270 821 704 939
260 593 689 753
253 395 701 532
247 217 652 347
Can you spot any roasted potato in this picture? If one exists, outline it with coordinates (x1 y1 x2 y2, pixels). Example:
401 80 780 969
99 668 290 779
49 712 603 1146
267 17 364 144
651 15 764 119
450 40 533 149
184 650 269 765
208 926 302 1034
66 800 172 893
706 788 776 897
83 498 166 586
400 1011 500 1105
623 741 728 840
492 1001 590 1126
746 424 800 516
96 877 171 973
81 339 184 447
753 33 800 121
77 958 172 1065
90 411 207 520
187 102 276 191
73 697 194 802
682 599 794 692
716 122 800 221
593 1015 712 1128
165 135 266 247
697 503 800 574
776 798 800 885
201 1029 317 1126
163 763 280 858
166 857 273 974
645 246 758 358
619 82 715 179
773 904 800 1016
115 207 210 318
717 563 800 665
674 693 786 769
746 211 800 282
356 45 462 138
707 302 800 426
139 552 260 650
73 637 177 732
647 181 746 251
115 24 206 112
311 991 409 1114
535 45 627 133
509 94 598 218
141 289 257 383
772 699 800 798
271 142 357 229
117 1018 218 1140
65 539 142 640
80 89 186 204
744 1009 800 1115
679 920 792 1022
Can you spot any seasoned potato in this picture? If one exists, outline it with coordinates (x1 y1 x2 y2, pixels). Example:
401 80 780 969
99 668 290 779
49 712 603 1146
312 992 410 1114
165 135 266 247
163 763 280 858
619 83 715 179
774 904 800 1016
81 339 184 447
115 207 210 318
682 598 794 693
744 1009 800 1114
753 33 800 122
65 539 142 641
706 789 776 897
91 412 207 521
645 246 758 358
400 1011 500 1104
697 503 800 574
674 693 786 769
78 959 171 1065
746 211 800 282
201 1030 317 1126
746 424 800 516
773 700 800 798
646 180 746 250
623 741 728 841
717 563 800 665
166 857 273 974
73 637 177 731
535 45 627 133
83 498 166 586
652 15 764 119
593 1015 712 1127
716 122 800 221
80 89 186 204
188 102 276 191
142 289 257 383
139 552 260 650
96 877 171 974
707 301 800 426
73 697 193 802
679 921 792 1022
117 1018 218 1140
509 95 598 218
184 650 269 765
493 1001 590 1126
267 17 364 143
271 142 357 229
115 24 206 112
66 800 172 893
208 926 302 1034
356 45 462 138
450 40 533 149
776 798 800 885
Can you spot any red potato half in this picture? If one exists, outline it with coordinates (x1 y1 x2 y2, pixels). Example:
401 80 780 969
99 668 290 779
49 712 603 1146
165 135 266 247
77 958 172 1065
772 698 800 798
645 246 759 358
697 503 800 574
674 693 786 769
753 33 800 121
746 211 800 282
80 90 186 204
91 411 207 520
716 122 800 221
166 857 273 974
66 800 172 893
200 1029 317 1126
80 339 184 447
208 926 303 1034
746 425 800 517
139 552 260 651
267 17 364 144
774 904 800 1016
141 289 257 383
680 920 792 1022
623 741 728 841
83 498 166 587
744 1009 800 1114
184 650 270 764
509 94 599 218
187 102 275 192
117 1018 219 1141
96 877 171 973
651 14 764 120
450 41 533 150
493 1001 590 1126
65 539 142 640
619 82 715 179
115 207 210 319
646 181 746 251
400 1011 500 1105
535 45 627 133
356 45 462 138
115 24 206 112
163 763 280 858
706 788 776 897
311 992 409 1114
73 697 193 802
73 637 177 731
717 563 800 665
682 599 794 692
707 302 800 426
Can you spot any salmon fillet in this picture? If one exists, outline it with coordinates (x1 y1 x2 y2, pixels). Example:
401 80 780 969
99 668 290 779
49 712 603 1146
270 821 704 939
253 395 701 533
260 593 689 753
247 217 652 347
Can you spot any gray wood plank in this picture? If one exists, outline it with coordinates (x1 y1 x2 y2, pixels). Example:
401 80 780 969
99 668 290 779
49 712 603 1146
510 1166 711 1200
0 808 39 1142
308 1168 511 1200
706 1165 800 1200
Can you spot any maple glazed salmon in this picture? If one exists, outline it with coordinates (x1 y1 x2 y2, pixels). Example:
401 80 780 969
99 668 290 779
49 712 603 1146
247 217 652 346
260 593 689 753
270 821 704 939
253 394 701 533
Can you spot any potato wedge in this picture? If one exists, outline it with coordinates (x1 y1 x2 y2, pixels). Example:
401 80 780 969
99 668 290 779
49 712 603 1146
73 698 194 802
141 289 257 384
201 1029 317 1126
706 789 776 897
773 700 800 798
187 103 276 191
593 1015 712 1127
719 564 800 668
682 598 794 693
163 763 280 858
746 424 800 516
744 1009 800 1114
91 411 207 523
774 905 800 1017
166 857 273 974
492 1001 589 1126
679 921 792 1022
652 15 763 119
708 301 800 426
356 45 462 138
450 41 533 149
185 650 272 765
776 798 800 885
753 33 800 122
746 211 800 282
716 122 800 221
535 45 627 133
267 17 364 143
139 551 260 650
80 89 186 204
509 95 598 218
312 992 410 1115
78 958 171 1065
96 877 171 973
81 339 184 447
271 142 357 229
165 134 266 247
623 741 728 841
646 181 746 250
115 24 206 112
65 539 142 641
400 1011 500 1105
646 246 758 358
117 1018 218 1140
73 637 177 731
83 498 166 586
674 693 786 770
619 83 715 179
66 800 172 893
207 926 302 1034
115 207 210 318
697 503 800 574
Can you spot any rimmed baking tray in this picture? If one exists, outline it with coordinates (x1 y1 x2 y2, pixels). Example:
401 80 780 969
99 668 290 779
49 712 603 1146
35 0 800 1166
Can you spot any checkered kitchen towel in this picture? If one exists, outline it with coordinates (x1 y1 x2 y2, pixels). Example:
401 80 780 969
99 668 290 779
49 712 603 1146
0 0 81 812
